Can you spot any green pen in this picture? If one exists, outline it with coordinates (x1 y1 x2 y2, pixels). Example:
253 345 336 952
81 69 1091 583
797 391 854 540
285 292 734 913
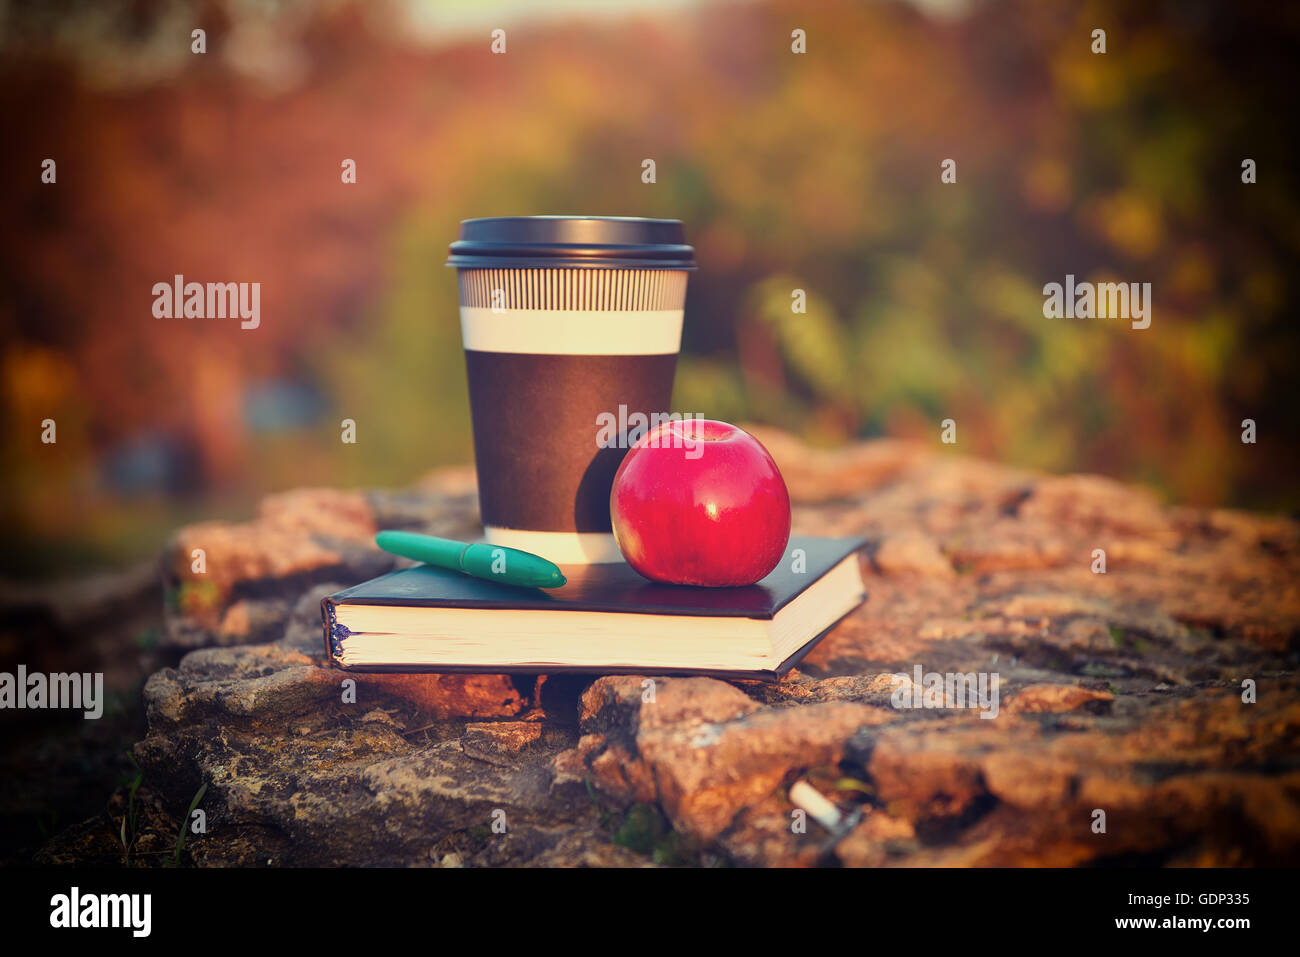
375 530 567 589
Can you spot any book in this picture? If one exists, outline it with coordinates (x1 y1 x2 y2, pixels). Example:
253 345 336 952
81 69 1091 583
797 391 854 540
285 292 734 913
321 536 865 680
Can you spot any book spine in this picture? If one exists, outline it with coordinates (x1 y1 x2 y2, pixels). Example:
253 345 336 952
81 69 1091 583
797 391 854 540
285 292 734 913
319 598 349 668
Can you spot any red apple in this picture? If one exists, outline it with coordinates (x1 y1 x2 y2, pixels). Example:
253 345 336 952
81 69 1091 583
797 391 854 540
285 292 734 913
610 418 792 586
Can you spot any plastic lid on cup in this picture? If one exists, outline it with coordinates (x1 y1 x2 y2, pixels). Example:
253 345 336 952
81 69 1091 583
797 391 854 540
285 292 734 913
447 216 696 270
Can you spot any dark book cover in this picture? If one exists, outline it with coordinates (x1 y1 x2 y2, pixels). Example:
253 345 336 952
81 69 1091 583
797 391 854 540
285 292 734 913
321 535 865 679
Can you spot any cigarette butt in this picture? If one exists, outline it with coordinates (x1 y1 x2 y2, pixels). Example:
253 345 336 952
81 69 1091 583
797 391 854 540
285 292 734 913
789 780 843 832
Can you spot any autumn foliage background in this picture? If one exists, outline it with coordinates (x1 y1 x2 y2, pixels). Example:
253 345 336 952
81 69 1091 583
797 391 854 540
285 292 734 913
1 0 1297 577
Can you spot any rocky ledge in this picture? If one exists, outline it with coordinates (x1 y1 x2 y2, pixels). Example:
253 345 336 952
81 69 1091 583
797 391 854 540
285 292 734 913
62 433 1300 865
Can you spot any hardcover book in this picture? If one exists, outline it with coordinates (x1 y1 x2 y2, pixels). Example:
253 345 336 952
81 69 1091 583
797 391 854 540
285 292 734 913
321 536 865 680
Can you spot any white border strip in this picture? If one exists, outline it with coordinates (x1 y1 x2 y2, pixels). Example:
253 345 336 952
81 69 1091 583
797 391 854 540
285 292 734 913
483 526 625 564
461 308 683 356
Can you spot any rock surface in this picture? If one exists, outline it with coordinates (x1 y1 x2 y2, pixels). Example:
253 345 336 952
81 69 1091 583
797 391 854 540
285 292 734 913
160 473 481 649
42 435 1300 866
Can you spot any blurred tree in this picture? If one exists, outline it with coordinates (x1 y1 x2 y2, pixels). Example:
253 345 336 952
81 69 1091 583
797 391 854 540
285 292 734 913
1 0 1297 574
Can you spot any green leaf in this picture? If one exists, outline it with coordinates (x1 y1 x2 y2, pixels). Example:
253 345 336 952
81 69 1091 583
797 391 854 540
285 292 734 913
172 782 208 867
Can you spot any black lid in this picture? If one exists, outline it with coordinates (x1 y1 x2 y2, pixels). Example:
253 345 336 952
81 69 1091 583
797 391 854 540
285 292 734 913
447 216 695 270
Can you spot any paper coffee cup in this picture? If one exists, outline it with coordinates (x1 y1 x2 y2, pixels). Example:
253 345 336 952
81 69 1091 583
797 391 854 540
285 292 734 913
447 217 695 563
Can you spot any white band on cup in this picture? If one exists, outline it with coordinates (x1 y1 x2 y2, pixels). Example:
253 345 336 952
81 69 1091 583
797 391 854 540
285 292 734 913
483 526 625 564
460 308 683 356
